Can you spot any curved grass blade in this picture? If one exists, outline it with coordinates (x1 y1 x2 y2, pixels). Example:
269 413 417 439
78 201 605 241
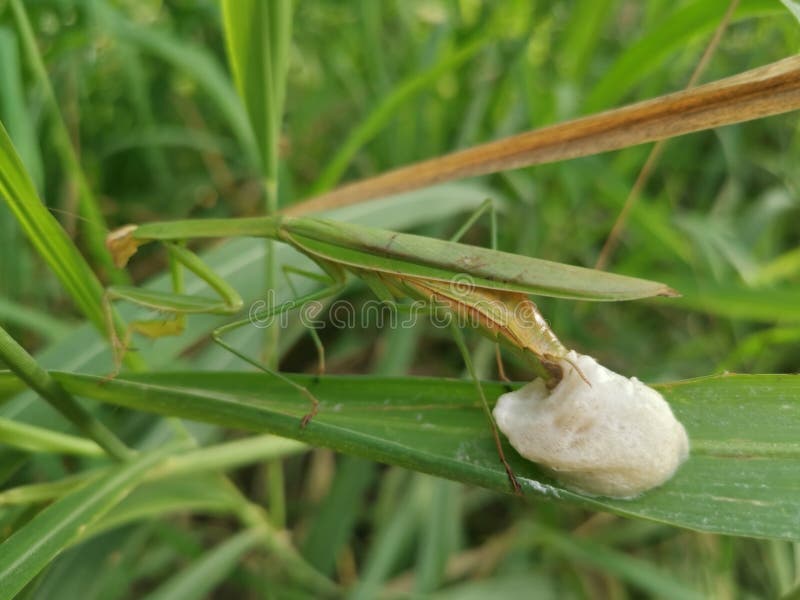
89 0 259 170
141 528 265 600
8 0 121 282
0 443 179 600
0 122 107 335
56 370 800 541
287 54 800 216
0 326 131 461
0 417 103 457
0 124 143 370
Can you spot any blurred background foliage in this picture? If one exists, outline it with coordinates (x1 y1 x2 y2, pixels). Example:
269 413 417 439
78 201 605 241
0 0 799 597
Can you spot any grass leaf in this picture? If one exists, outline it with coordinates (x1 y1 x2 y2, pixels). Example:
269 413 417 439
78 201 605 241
57 370 800 541
0 123 110 337
0 444 177 600
220 0 292 199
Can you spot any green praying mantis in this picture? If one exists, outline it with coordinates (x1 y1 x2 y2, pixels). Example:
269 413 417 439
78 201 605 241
105 200 676 493
100 54 800 492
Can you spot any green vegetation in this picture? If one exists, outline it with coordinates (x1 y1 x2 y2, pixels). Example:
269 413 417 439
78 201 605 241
1 1 799 597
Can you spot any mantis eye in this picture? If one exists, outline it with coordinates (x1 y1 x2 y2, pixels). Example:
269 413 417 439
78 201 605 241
493 351 689 498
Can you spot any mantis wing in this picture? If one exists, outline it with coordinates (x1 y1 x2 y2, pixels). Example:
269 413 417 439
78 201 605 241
283 217 678 301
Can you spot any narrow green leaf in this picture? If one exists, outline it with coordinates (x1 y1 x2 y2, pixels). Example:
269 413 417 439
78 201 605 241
0 298 73 341
0 122 108 334
585 0 781 111
0 444 176 600
309 33 490 194
0 124 142 373
221 0 292 195
301 456 375 576
89 0 259 170
142 528 265 600
56 370 800 541
660 280 800 323
0 416 103 457
526 522 704 600
0 26 43 192
0 326 132 461
8 0 121 282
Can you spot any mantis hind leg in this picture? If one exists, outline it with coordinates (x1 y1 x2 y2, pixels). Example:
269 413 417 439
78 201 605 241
213 268 345 427
449 321 522 496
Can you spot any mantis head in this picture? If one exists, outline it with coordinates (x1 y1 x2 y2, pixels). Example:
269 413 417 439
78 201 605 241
106 224 142 268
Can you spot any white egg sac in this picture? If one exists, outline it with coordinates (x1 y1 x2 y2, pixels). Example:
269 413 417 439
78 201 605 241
493 351 689 498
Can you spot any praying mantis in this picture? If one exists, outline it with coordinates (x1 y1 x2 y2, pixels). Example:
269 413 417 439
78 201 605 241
100 54 800 492
105 200 677 493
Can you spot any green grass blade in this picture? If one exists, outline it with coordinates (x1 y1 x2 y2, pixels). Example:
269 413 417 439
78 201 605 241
0 417 103 457
660 280 800 323
0 298 73 341
8 0 122 282
300 456 375 576
527 522 704 600
89 0 259 170
0 444 177 600
0 121 109 334
0 326 131 461
221 0 292 200
0 436 306 507
584 0 781 111
309 33 490 194
56 370 800 541
0 123 142 371
141 528 265 600
0 26 43 192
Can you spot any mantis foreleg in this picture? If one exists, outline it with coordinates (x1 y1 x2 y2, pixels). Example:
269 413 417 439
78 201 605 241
104 242 243 373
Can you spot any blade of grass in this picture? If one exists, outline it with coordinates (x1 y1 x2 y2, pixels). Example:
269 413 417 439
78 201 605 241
308 31 491 195
286 55 800 216
221 0 292 204
0 443 179 600
526 522 704 600
0 121 143 369
584 0 781 111
88 0 259 171
658 279 800 323
141 527 266 600
0 298 73 341
8 0 123 283
300 456 376 576
0 26 43 192
55 370 800 541
0 325 132 461
0 435 306 506
0 416 103 457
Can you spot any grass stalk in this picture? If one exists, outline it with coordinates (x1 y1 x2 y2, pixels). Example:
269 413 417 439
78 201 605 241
0 325 133 462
